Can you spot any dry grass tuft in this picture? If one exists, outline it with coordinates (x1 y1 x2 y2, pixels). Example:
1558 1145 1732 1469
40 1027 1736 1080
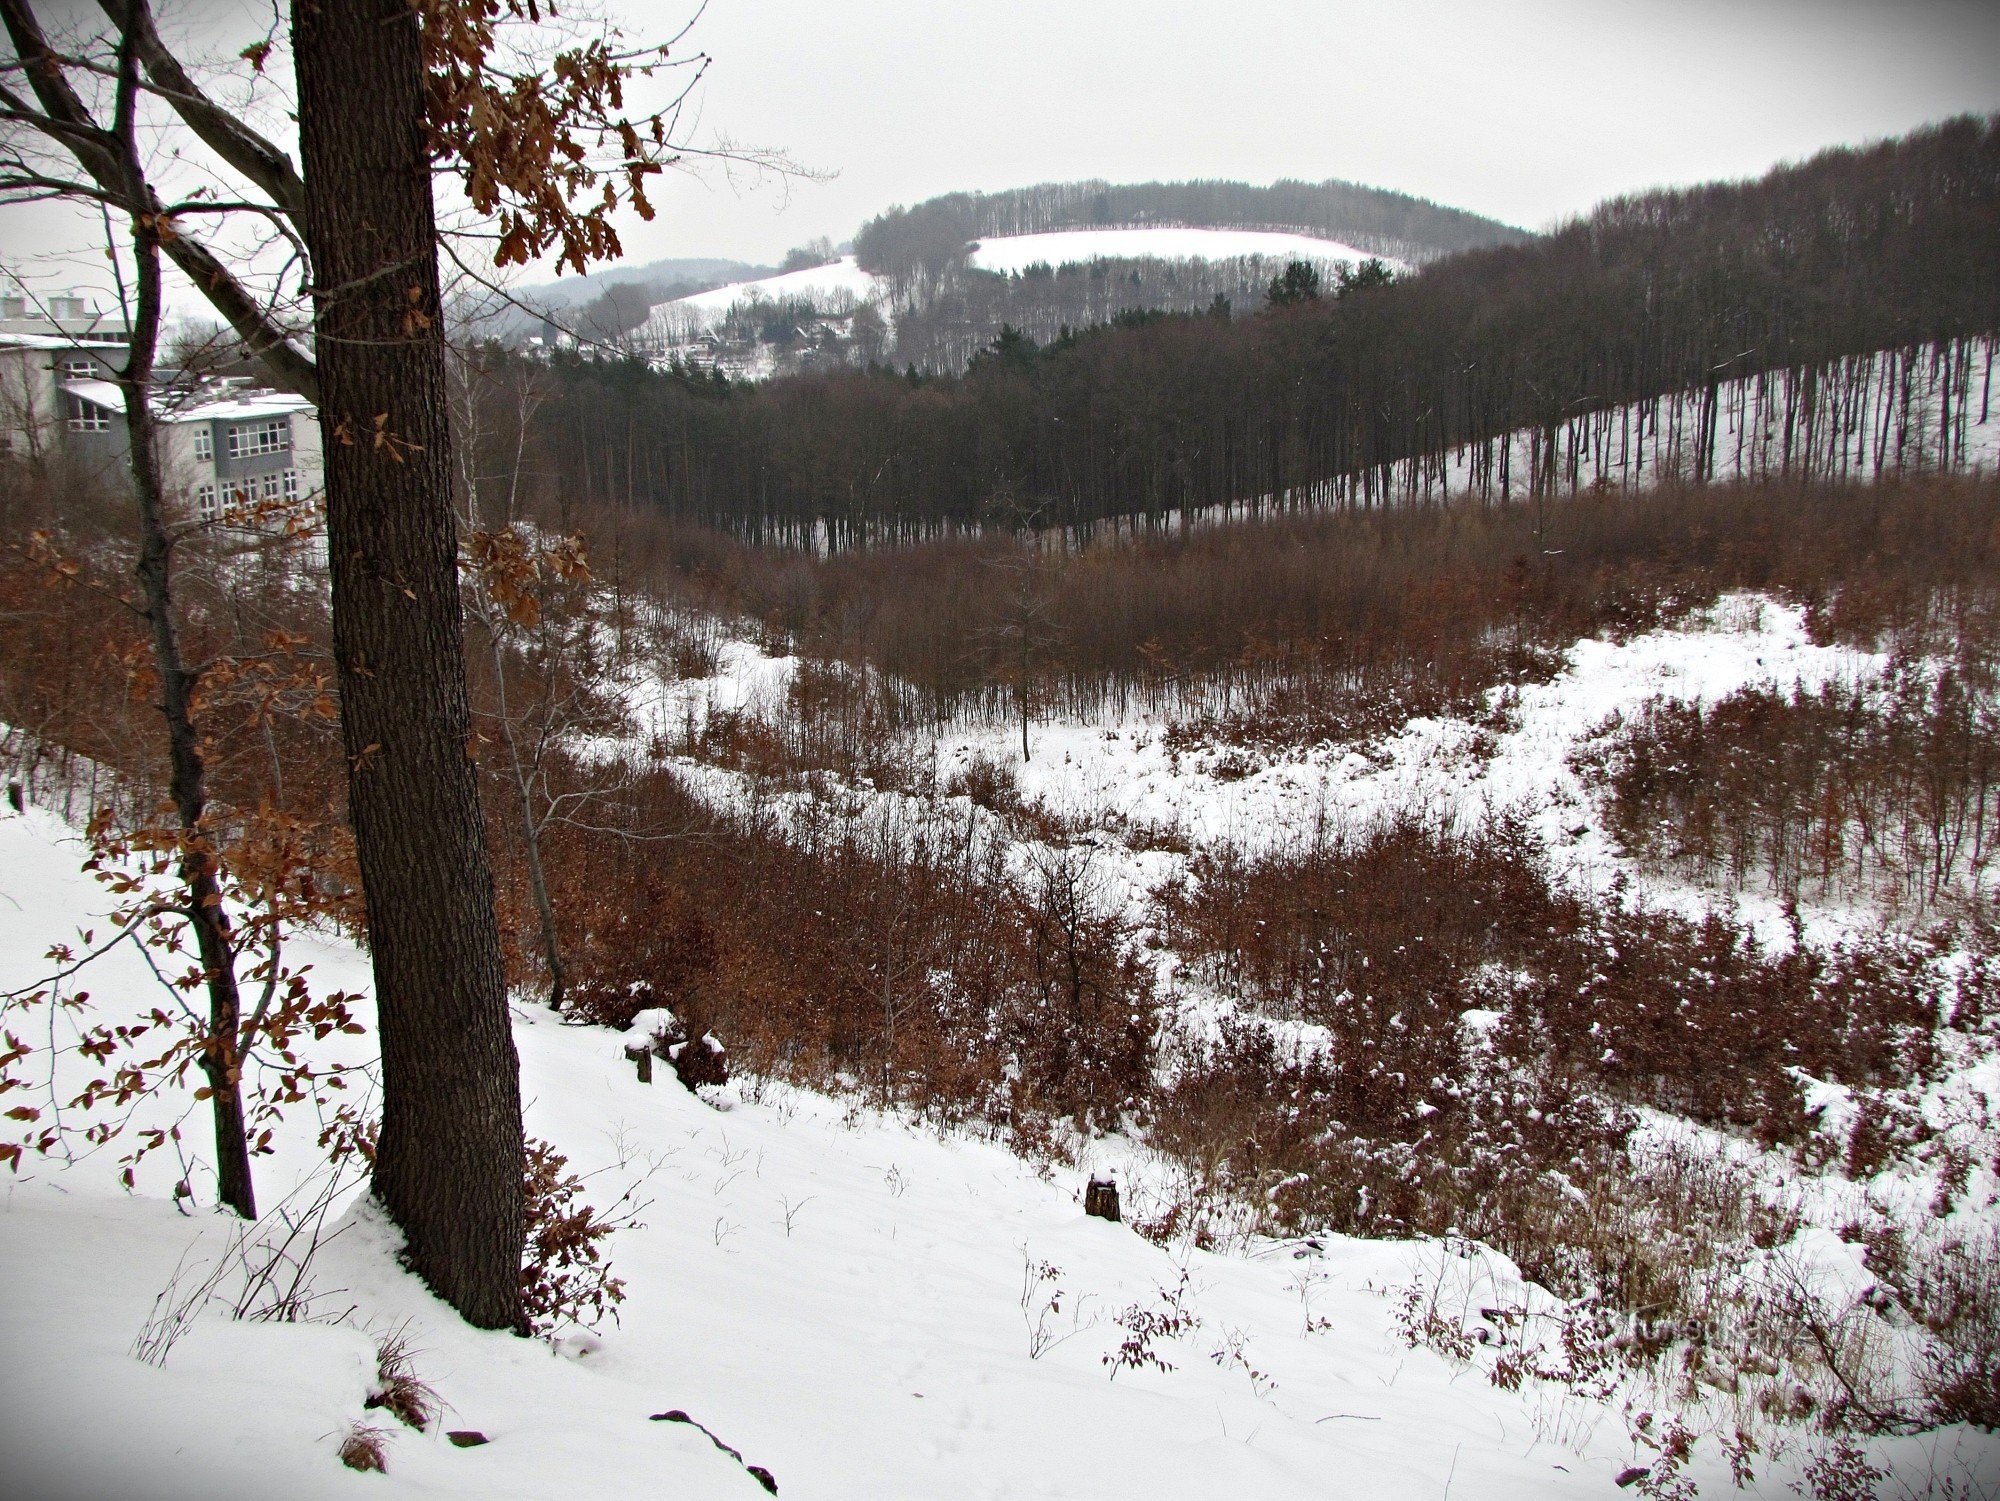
364 1325 440 1433
337 1421 390 1473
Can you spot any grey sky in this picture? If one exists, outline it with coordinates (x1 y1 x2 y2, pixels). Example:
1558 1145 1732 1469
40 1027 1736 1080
633 0 2000 266
4 0 1996 293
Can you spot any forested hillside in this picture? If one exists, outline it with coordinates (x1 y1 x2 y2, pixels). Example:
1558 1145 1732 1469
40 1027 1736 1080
852 176 1530 283
514 117 2000 544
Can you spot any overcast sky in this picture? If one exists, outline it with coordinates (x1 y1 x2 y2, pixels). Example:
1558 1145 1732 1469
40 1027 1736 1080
622 0 2000 270
4 0 1997 292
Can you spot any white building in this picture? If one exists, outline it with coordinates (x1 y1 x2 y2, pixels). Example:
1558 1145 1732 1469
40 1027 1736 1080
0 295 323 540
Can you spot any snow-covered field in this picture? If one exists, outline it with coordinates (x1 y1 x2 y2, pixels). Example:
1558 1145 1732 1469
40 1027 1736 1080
657 257 880 325
966 226 1389 276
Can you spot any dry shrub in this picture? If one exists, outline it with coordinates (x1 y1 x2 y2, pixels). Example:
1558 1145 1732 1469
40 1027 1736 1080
521 1137 630 1336
563 872 721 1032
1152 806 1994 1462
1889 1225 2000 1431
1583 658 2000 914
662 655 924 791
1146 1012 1632 1251
541 774 1155 1139
943 750 1021 814
1004 844 1155 1132
1162 814 1963 1145
571 474 1998 753
1389 1161 1994 1486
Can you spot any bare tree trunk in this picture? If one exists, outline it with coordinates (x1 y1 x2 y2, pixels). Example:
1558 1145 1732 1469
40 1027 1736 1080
292 0 523 1331
111 50 256 1219
487 651 566 1011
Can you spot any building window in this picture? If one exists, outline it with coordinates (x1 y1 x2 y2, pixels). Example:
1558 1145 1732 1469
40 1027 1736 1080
282 469 300 500
195 484 218 522
193 429 213 462
62 356 96 379
227 419 289 458
260 472 281 501
66 395 111 431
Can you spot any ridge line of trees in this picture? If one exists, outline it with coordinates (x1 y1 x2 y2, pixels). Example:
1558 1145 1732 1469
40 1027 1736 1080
853 176 1533 284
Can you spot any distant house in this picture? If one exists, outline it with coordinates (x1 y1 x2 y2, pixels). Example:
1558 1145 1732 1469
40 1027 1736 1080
0 292 323 551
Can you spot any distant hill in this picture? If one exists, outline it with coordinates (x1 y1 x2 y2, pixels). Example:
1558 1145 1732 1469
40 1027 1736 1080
638 226 1398 377
520 116 2000 539
534 177 1532 372
469 256 777 346
514 256 776 312
854 177 1532 283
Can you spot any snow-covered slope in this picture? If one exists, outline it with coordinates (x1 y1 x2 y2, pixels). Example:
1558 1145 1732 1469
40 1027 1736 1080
663 257 879 323
966 226 1391 275
1 796 1929 1501
642 230 1394 348
639 596 1891 944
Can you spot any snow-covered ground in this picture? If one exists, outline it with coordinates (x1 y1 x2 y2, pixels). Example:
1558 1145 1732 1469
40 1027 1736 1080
5 580 1997 1496
0 805 1834 1500
656 257 880 327
1273 338 2000 513
639 594 1894 945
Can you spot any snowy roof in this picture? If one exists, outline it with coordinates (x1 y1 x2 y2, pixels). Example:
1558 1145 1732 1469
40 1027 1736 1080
165 390 313 424
59 378 125 413
0 331 93 352
50 371 313 424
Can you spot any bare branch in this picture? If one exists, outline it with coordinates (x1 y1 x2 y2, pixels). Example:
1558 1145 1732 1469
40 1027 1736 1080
104 0 305 218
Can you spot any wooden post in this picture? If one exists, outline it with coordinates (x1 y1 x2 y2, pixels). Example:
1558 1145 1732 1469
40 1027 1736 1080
624 1043 653 1084
1084 1176 1120 1222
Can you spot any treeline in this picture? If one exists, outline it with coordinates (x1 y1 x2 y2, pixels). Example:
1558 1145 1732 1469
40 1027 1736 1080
511 118 2000 546
888 257 1284 372
852 176 1531 287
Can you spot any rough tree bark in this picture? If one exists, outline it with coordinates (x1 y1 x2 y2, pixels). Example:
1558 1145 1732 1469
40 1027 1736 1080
292 0 524 1330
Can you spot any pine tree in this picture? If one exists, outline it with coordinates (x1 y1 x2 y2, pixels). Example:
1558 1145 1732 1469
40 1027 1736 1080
1265 259 1322 307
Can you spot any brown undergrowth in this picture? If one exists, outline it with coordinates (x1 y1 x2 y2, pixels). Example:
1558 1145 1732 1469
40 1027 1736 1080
578 473 2000 754
1579 657 1999 917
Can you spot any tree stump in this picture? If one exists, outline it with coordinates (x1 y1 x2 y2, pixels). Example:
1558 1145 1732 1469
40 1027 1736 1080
624 1043 653 1084
1084 1176 1120 1222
